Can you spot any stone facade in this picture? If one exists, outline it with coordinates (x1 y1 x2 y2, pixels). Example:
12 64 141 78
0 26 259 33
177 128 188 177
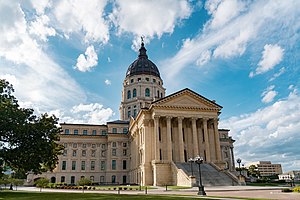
27 42 236 186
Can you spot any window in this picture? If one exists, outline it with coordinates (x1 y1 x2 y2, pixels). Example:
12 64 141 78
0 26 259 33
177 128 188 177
157 90 159 98
127 90 131 99
90 176 94 181
112 160 116 170
123 176 127 184
133 88 137 97
100 176 105 183
91 150 96 157
62 161 66 170
92 130 97 135
123 128 128 134
73 150 77 157
145 88 150 97
82 150 86 157
112 149 116 156
81 161 85 170
65 129 70 134
133 109 137 118
123 142 127 147
64 143 68 148
127 110 131 118
146 77 149 81
71 176 75 184
72 161 76 170
112 142 116 147
63 150 67 156
82 144 86 148
112 175 116 183
92 144 96 148
130 79 134 83
83 130 88 135
91 161 95 170
101 144 106 149
159 127 161 141
73 143 77 148
123 149 127 156
101 150 106 157
112 128 117 134
123 160 127 170
61 176 65 183
137 77 141 82
74 129 78 135
101 130 107 135
101 161 106 170
153 79 156 83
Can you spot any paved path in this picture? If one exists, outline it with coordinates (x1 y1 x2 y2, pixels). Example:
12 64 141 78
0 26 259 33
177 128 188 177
15 186 300 200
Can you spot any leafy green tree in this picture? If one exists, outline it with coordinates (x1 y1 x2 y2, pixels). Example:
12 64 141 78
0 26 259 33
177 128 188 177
11 178 24 191
77 177 92 186
35 178 49 192
0 79 64 175
248 165 259 177
0 174 10 189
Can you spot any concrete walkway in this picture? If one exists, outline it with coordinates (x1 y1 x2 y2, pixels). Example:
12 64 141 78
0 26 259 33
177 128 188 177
15 186 300 200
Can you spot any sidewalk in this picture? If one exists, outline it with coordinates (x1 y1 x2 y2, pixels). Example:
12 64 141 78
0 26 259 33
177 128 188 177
16 185 300 200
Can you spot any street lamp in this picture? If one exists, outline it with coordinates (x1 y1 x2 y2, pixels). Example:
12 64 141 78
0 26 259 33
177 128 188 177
188 158 194 176
236 158 242 176
194 155 206 196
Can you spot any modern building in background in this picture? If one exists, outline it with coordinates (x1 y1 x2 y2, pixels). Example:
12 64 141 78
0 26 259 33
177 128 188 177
279 170 300 181
247 161 283 177
27 42 237 186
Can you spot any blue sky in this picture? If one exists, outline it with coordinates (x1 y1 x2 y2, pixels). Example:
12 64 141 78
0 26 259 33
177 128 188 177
0 0 300 172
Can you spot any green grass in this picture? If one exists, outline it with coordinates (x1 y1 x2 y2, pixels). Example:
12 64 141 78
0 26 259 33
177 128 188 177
0 191 198 200
165 186 192 190
94 185 156 190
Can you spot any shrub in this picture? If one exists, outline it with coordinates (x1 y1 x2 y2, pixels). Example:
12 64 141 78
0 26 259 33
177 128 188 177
282 188 292 192
293 186 300 193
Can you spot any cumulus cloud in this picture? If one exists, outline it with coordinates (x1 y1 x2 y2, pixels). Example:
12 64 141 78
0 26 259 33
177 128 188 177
75 45 98 72
250 44 284 77
110 0 192 48
104 79 111 85
261 85 278 103
220 89 300 171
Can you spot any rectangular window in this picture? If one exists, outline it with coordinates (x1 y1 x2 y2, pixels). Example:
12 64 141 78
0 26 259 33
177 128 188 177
82 143 86 148
62 161 66 170
63 150 67 156
127 110 131 118
112 128 117 134
72 161 76 170
101 161 106 170
101 130 107 135
92 144 96 148
73 143 77 148
91 150 96 157
153 79 156 83
82 150 86 157
101 144 106 149
123 142 127 147
83 130 88 135
159 127 161 141
146 77 149 81
112 160 116 170
71 176 75 184
112 149 116 156
123 160 127 170
101 150 106 157
133 109 137 118
81 161 85 170
61 176 65 183
92 130 97 135
65 129 70 134
73 150 77 157
74 129 78 135
90 176 94 181
123 149 127 156
123 128 128 134
91 161 95 170
64 143 68 148
100 176 105 183
112 142 116 147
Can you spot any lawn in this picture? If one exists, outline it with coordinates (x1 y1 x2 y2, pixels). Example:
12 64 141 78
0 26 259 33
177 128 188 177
0 191 198 200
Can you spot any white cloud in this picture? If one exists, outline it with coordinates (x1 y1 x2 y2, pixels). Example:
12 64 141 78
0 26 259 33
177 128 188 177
110 0 192 41
53 0 109 43
269 67 285 81
30 0 52 15
75 45 98 72
104 79 111 85
196 50 211 66
261 85 277 103
29 15 56 41
220 89 300 171
251 44 284 76
161 1 299 81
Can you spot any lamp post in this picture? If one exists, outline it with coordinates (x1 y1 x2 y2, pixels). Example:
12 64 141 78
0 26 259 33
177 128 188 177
188 158 194 176
236 158 242 176
194 155 206 196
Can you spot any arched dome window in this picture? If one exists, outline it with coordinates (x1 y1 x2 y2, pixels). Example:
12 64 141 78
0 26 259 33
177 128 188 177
145 88 150 97
133 88 137 97
127 90 131 99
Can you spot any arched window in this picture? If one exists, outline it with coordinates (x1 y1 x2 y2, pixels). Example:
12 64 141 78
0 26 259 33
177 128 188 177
145 88 150 97
133 88 137 97
127 90 131 99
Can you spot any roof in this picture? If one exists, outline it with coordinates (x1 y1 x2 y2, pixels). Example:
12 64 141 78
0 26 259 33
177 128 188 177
126 42 161 78
60 123 106 127
107 120 130 125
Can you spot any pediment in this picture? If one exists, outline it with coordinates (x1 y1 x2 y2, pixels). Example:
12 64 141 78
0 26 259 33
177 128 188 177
152 88 222 110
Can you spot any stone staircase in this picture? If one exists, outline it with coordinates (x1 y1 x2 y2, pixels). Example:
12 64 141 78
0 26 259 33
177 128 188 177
175 162 239 186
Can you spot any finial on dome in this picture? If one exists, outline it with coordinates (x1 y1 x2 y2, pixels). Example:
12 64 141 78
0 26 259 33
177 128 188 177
141 36 144 47
138 36 147 58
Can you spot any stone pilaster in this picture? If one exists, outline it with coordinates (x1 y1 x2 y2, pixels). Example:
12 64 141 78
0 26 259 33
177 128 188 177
203 118 211 162
177 117 184 162
166 116 172 161
213 118 222 161
154 116 160 161
191 118 199 157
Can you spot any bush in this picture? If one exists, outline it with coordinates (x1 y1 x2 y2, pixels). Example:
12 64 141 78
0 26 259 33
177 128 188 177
293 186 300 193
282 188 292 192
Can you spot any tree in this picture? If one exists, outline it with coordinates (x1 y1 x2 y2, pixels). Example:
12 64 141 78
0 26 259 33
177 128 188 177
35 178 49 192
0 174 10 189
0 79 64 175
77 177 92 186
248 165 259 177
10 178 24 191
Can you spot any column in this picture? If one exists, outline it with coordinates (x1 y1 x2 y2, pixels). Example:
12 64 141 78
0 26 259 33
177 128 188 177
203 118 211 162
230 147 235 170
213 118 222 161
154 116 160 161
166 116 172 161
177 117 184 162
191 118 199 157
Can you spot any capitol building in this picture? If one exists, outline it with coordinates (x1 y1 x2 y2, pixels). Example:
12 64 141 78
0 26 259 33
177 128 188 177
27 42 238 186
